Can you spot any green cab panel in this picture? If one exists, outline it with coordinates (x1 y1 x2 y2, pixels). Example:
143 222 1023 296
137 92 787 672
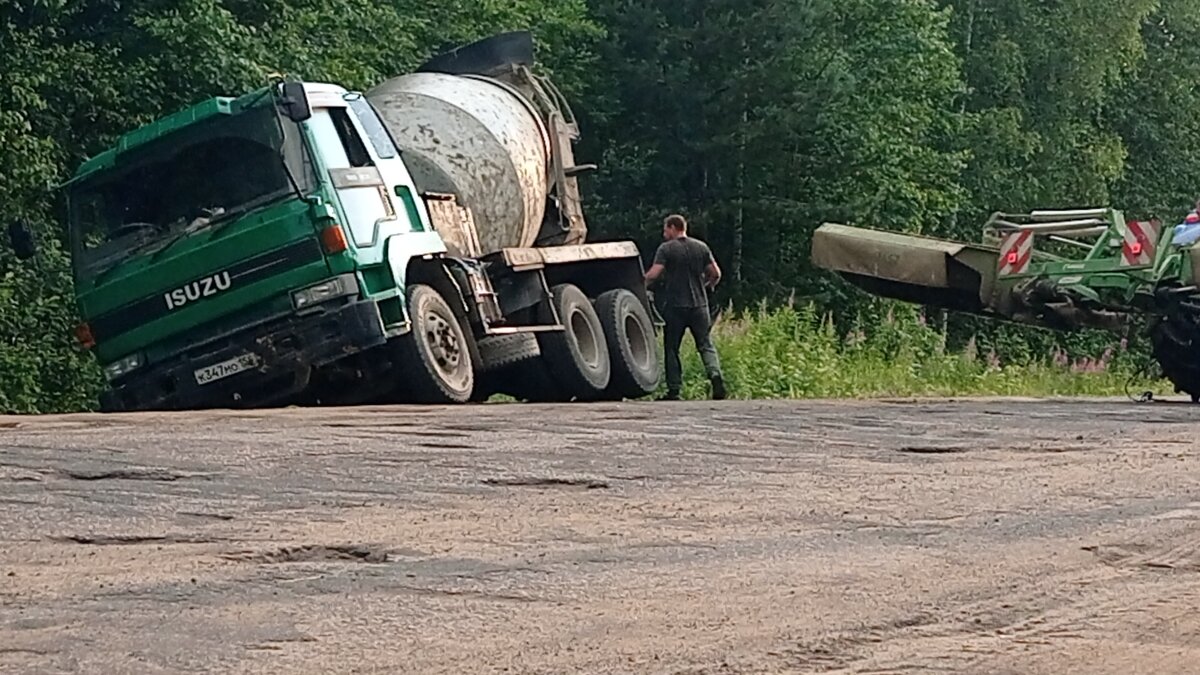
76 198 333 363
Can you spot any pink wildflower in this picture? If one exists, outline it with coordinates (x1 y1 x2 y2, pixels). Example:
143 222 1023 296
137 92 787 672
987 350 1001 369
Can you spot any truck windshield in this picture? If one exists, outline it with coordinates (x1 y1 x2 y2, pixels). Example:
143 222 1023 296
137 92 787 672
68 104 313 279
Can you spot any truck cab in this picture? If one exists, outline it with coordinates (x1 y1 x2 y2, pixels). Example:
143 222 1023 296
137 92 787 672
9 33 662 411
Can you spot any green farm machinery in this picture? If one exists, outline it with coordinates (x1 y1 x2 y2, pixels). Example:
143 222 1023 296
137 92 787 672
811 206 1200 400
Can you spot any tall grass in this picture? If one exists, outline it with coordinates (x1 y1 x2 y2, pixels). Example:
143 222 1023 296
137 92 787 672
668 302 1167 400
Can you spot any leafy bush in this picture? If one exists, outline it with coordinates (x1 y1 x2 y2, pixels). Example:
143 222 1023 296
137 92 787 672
667 301 1165 401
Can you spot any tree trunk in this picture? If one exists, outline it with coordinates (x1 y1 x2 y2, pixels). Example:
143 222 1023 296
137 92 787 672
730 43 749 291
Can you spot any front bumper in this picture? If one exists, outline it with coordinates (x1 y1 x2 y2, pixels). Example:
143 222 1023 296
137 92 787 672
99 298 388 412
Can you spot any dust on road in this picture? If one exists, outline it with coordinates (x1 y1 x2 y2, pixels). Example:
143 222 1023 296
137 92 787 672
2 399 1199 674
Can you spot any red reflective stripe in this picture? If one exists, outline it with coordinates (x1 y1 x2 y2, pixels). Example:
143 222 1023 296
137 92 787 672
999 230 1033 275
1121 220 1157 266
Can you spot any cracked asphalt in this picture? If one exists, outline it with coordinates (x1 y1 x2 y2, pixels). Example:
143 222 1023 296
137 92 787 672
2 398 1200 674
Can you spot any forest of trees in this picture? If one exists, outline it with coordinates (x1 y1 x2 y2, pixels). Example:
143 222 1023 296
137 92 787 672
2 0 1198 412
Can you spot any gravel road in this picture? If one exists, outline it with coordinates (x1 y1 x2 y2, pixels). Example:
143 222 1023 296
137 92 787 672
2 398 1199 674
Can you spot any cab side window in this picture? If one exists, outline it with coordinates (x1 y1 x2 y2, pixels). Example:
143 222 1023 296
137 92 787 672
328 108 372 168
308 107 392 247
347 98 398 160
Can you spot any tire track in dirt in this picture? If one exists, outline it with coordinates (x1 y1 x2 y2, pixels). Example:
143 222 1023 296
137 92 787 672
792 519 1200 674
2 399 1200 674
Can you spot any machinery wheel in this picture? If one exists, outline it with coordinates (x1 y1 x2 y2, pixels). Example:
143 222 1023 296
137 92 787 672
536 283 611 400
395 284 475 404
594 289 660 400
1150 316 1200 402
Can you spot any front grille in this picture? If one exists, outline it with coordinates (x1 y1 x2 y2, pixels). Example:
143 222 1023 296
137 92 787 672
90 238 323 342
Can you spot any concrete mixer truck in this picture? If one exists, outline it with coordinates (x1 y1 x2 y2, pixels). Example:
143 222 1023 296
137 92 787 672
7 32 662 411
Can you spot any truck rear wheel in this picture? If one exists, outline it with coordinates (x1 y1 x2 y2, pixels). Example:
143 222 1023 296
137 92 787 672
537 283 611 400
595 289 660 399
396 284 475 404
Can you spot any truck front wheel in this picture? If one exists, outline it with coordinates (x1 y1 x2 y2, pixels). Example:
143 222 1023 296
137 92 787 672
537 283 611 400
396 284 475 404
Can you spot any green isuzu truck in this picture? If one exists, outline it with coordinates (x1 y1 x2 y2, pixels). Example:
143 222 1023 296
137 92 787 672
9 32 661 411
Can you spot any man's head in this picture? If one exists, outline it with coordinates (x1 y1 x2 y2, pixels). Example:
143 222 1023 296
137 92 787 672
663 214 687 241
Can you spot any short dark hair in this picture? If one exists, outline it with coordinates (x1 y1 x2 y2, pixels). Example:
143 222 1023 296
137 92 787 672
664 214 687 231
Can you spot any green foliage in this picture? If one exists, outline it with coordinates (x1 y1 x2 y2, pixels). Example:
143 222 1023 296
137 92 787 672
1110 0 1200 217
4 0 1200 411
668 303 1164 401
0 248 104 413
942 0 1157 225
581 0 967 305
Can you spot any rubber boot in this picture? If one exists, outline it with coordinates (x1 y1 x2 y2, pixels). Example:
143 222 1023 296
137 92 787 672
710 376 727 401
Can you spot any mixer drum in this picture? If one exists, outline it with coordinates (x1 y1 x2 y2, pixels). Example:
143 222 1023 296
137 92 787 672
367 72 552 254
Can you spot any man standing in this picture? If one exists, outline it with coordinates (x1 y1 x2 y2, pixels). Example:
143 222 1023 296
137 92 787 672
644 214 727 400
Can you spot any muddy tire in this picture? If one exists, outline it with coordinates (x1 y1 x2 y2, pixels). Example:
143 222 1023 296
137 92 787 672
1150 315 1200 402
469 374 496 403
395 284 474 404
536 283 611 400
477 333 541 372
594 289 660 400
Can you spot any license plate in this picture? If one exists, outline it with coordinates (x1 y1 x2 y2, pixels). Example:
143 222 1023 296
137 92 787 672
193 353 261 386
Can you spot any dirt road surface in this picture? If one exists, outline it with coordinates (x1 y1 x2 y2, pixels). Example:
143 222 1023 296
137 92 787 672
2 398 1200 674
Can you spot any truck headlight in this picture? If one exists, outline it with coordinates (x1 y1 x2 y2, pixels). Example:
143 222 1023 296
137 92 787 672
103 353 144 382
292 273 358 309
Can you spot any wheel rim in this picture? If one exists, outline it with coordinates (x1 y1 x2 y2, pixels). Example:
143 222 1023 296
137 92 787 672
424 310 469 388
624 312 652 370
570 308 601 370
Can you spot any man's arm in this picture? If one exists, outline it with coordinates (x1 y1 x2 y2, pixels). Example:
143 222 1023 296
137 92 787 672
645 244 667 285
644 263 665 285
704 260 721 289
704 244 721 289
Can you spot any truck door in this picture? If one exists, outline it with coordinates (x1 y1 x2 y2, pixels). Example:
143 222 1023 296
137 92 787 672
306 97 429 250
343 94 422 231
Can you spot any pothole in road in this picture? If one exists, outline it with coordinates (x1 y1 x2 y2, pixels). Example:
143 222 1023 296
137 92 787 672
896 446 970 455
54 534 217 546
481 477 610 490
220 545 391 564
58 467 207 482
177 511 235 522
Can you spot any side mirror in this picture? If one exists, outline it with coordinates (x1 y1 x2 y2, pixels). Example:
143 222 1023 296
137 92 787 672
8 221 37 261
279 82 312 123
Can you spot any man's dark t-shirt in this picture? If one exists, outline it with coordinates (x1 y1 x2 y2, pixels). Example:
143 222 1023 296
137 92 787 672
653 236 714 308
